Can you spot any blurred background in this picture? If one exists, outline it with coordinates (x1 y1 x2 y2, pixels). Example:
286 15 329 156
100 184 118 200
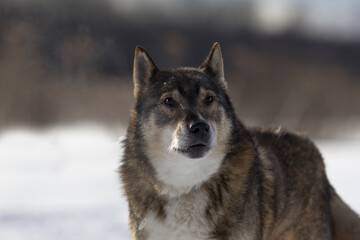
0 0 359 239
1 0 360 137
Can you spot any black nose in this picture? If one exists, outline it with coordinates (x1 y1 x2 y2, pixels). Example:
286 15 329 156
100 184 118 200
189 120 210 135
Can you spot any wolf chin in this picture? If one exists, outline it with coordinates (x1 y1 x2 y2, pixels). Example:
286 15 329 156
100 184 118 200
120 43 360 240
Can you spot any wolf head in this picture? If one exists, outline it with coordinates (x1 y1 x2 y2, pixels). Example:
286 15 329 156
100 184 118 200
129 43 239 195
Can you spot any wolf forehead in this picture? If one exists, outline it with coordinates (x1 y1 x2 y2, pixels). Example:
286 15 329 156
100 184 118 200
147 69 224 99
136 69 228 127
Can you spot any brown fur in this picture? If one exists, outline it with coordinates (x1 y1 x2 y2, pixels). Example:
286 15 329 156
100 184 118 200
120 43 360 240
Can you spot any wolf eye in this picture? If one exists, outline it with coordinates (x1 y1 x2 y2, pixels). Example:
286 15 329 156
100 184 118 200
204 96 214 105
163 97 176 107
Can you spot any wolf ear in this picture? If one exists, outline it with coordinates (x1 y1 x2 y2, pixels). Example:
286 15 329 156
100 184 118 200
199 42 226 89
133 46 159 98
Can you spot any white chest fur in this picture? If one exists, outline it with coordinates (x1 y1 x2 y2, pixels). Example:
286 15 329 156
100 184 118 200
142 191 211 240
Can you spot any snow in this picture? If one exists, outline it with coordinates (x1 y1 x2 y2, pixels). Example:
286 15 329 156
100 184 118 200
0 125 129 240
0 125 359 239
317 139 360 214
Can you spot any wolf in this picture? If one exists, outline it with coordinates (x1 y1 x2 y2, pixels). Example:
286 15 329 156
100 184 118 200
120 42 360 240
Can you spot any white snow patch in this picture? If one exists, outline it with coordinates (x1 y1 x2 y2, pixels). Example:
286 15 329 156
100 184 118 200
0 125 129 240
317 139 360 214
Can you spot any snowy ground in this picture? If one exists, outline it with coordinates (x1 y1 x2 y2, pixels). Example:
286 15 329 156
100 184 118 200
0 125 359 240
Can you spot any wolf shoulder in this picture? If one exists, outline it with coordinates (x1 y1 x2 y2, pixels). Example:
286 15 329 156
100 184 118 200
249 127 327 181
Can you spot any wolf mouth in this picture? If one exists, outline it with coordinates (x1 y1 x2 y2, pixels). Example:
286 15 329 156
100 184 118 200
174 143 210 158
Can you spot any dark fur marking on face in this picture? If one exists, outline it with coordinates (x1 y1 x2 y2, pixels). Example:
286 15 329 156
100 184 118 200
177 86 187 97
195 83 200 96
